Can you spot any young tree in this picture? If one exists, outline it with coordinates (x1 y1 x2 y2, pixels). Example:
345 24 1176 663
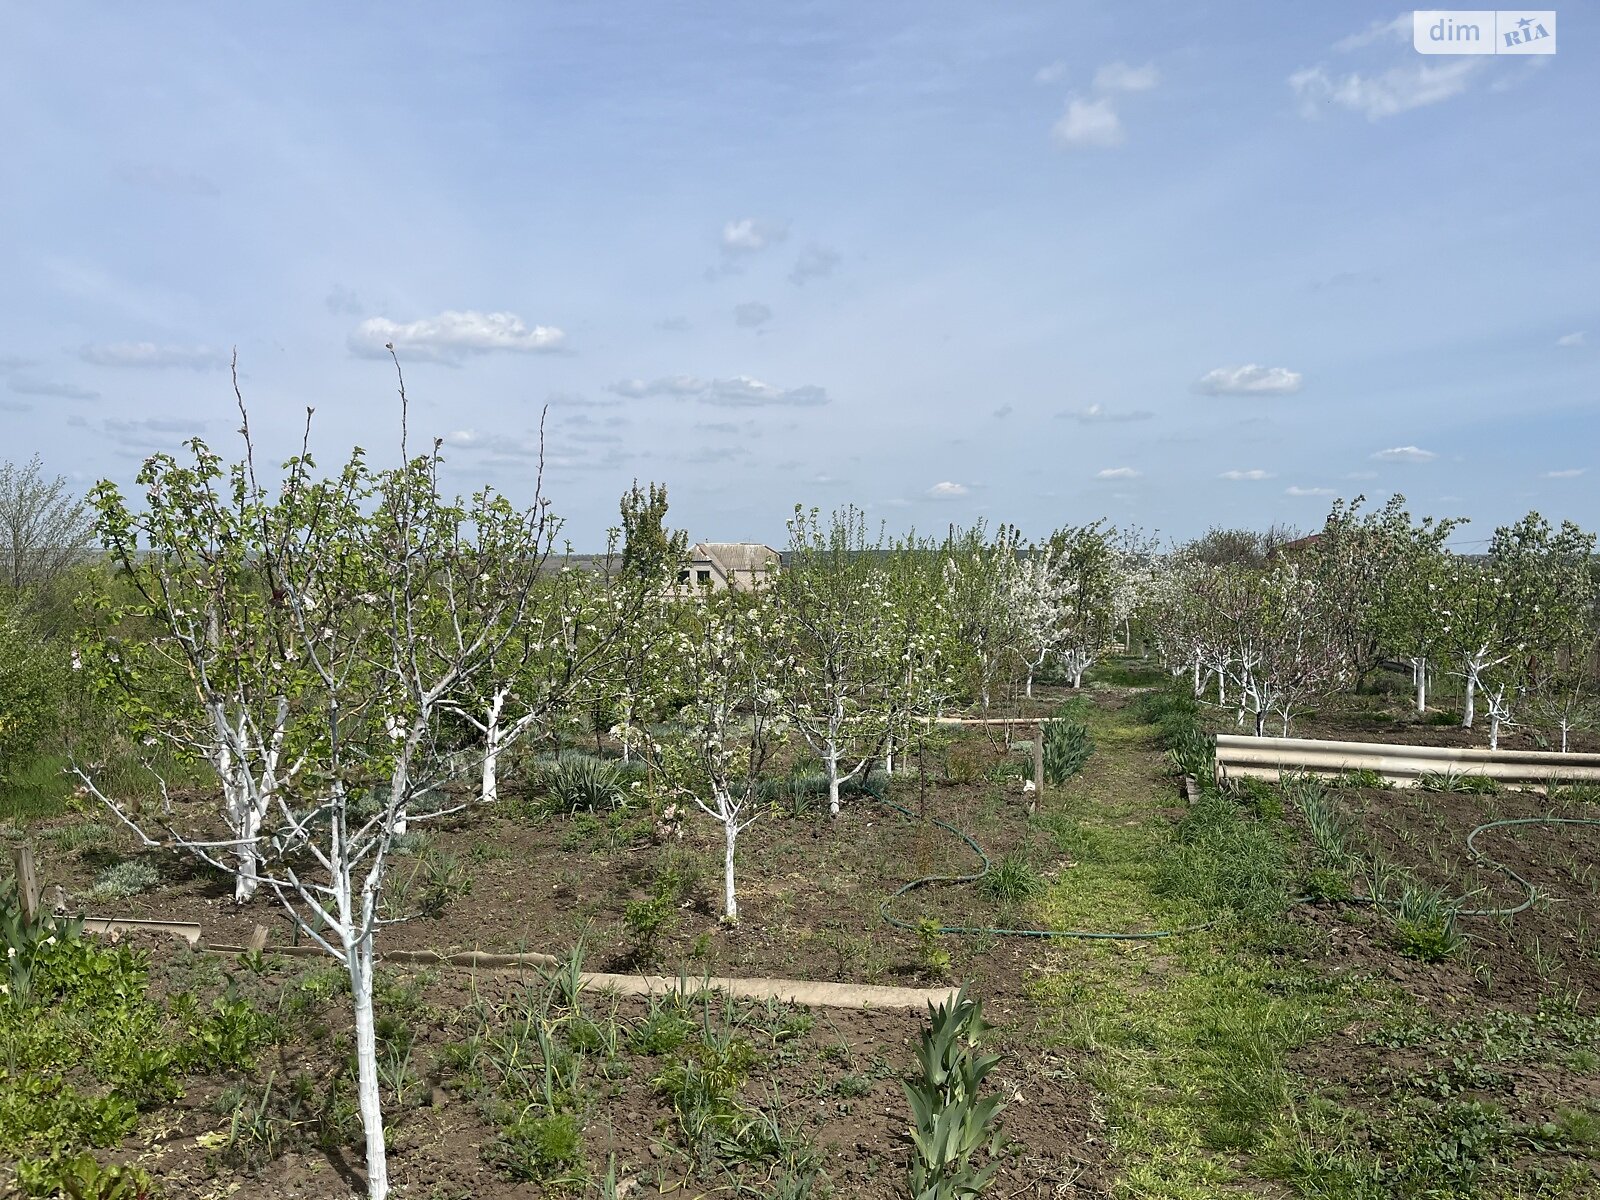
609 480 688 764
1010 541 1063 698
941 523 1024 713
1441 514 1596 732
0 454 95 597
878 530 955 773
77 364 559 1200
777 505 899 814
1048 521 1132 689
1312 495 1464 696
626 589 790 920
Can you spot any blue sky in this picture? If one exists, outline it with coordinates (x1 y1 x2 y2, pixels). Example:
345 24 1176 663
0 4 1593 549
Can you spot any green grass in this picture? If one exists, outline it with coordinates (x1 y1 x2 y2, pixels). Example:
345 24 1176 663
1028 692 1357 1197
0 754 74 824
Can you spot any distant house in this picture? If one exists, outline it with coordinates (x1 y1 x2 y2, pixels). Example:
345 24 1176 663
1269 533 1324 560
675 542 781 592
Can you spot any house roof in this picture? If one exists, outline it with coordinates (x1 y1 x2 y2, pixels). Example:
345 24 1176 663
691 542 781 574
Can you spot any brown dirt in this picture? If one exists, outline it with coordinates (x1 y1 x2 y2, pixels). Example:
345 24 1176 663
27 697 1106 1198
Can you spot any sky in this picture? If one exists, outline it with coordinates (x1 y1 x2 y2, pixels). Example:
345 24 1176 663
0 3 1594 551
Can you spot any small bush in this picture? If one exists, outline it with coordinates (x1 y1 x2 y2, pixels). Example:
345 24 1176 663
944 741 985 785
541 753 625 813
1391 883 1463 962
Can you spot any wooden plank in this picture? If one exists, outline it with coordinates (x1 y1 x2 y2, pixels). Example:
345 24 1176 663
81 916 203 945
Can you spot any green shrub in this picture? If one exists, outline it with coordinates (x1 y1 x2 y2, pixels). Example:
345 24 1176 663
622 892 678 964
1391 883 1462 962
944 741 985 785
540 753 624 813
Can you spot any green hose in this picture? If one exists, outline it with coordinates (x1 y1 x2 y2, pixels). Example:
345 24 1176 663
872 793 1600 941
872 792 1220 941
1453 816 1600 918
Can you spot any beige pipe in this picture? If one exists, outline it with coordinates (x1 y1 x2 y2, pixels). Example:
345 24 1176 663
1214 734 1600 788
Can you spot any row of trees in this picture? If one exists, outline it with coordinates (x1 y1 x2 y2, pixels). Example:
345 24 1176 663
1143 497 1599 746
6 404 1598 1195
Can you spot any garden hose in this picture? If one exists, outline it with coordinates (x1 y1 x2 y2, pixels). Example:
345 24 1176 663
871 793 1221 942
870 793 1600 942
1452 816 1600 918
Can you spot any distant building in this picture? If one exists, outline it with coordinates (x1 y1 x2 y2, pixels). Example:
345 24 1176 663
675 542 781 592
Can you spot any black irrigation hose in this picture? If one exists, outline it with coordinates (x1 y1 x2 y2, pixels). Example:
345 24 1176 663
871 789 1600 941
871 792 1221 942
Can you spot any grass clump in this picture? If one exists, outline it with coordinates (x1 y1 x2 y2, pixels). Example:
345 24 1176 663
85 859 160 904
1043 719 1094 784
977 853 1044 904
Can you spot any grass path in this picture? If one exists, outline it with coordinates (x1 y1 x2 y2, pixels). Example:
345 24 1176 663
1024 691 1360 1199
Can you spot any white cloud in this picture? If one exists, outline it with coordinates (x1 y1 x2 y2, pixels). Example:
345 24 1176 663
1060 403 1155 424
789 244 841 286
1094 61 1159 92
704 376 826 408
1034 60 1067 85
0 355 35 372
1194 364 1303 396
1096 466 1140 480
1372 445 1436 462
9 377 99 400
721 218 788 254
349 310 565 362
734 301 772 328
1289 59 1481 121
927 481 970 499
606 374 828 408
1219 469 1274 480
1052 97 1124 148
1557 331 1587 347
1286 485 1337 497
78 342 228 370
1543 468 1585 479
1333 14 1412 52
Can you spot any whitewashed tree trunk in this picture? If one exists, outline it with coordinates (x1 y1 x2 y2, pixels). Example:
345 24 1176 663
1463 665 1478 729
721 807 739 920
344 928 387 1200
1412 656 1428 715
480 689 506 805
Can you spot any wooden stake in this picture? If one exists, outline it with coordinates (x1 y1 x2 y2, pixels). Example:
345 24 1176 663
11 845 40 924
1033 721 1045 795
247 923 269 954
